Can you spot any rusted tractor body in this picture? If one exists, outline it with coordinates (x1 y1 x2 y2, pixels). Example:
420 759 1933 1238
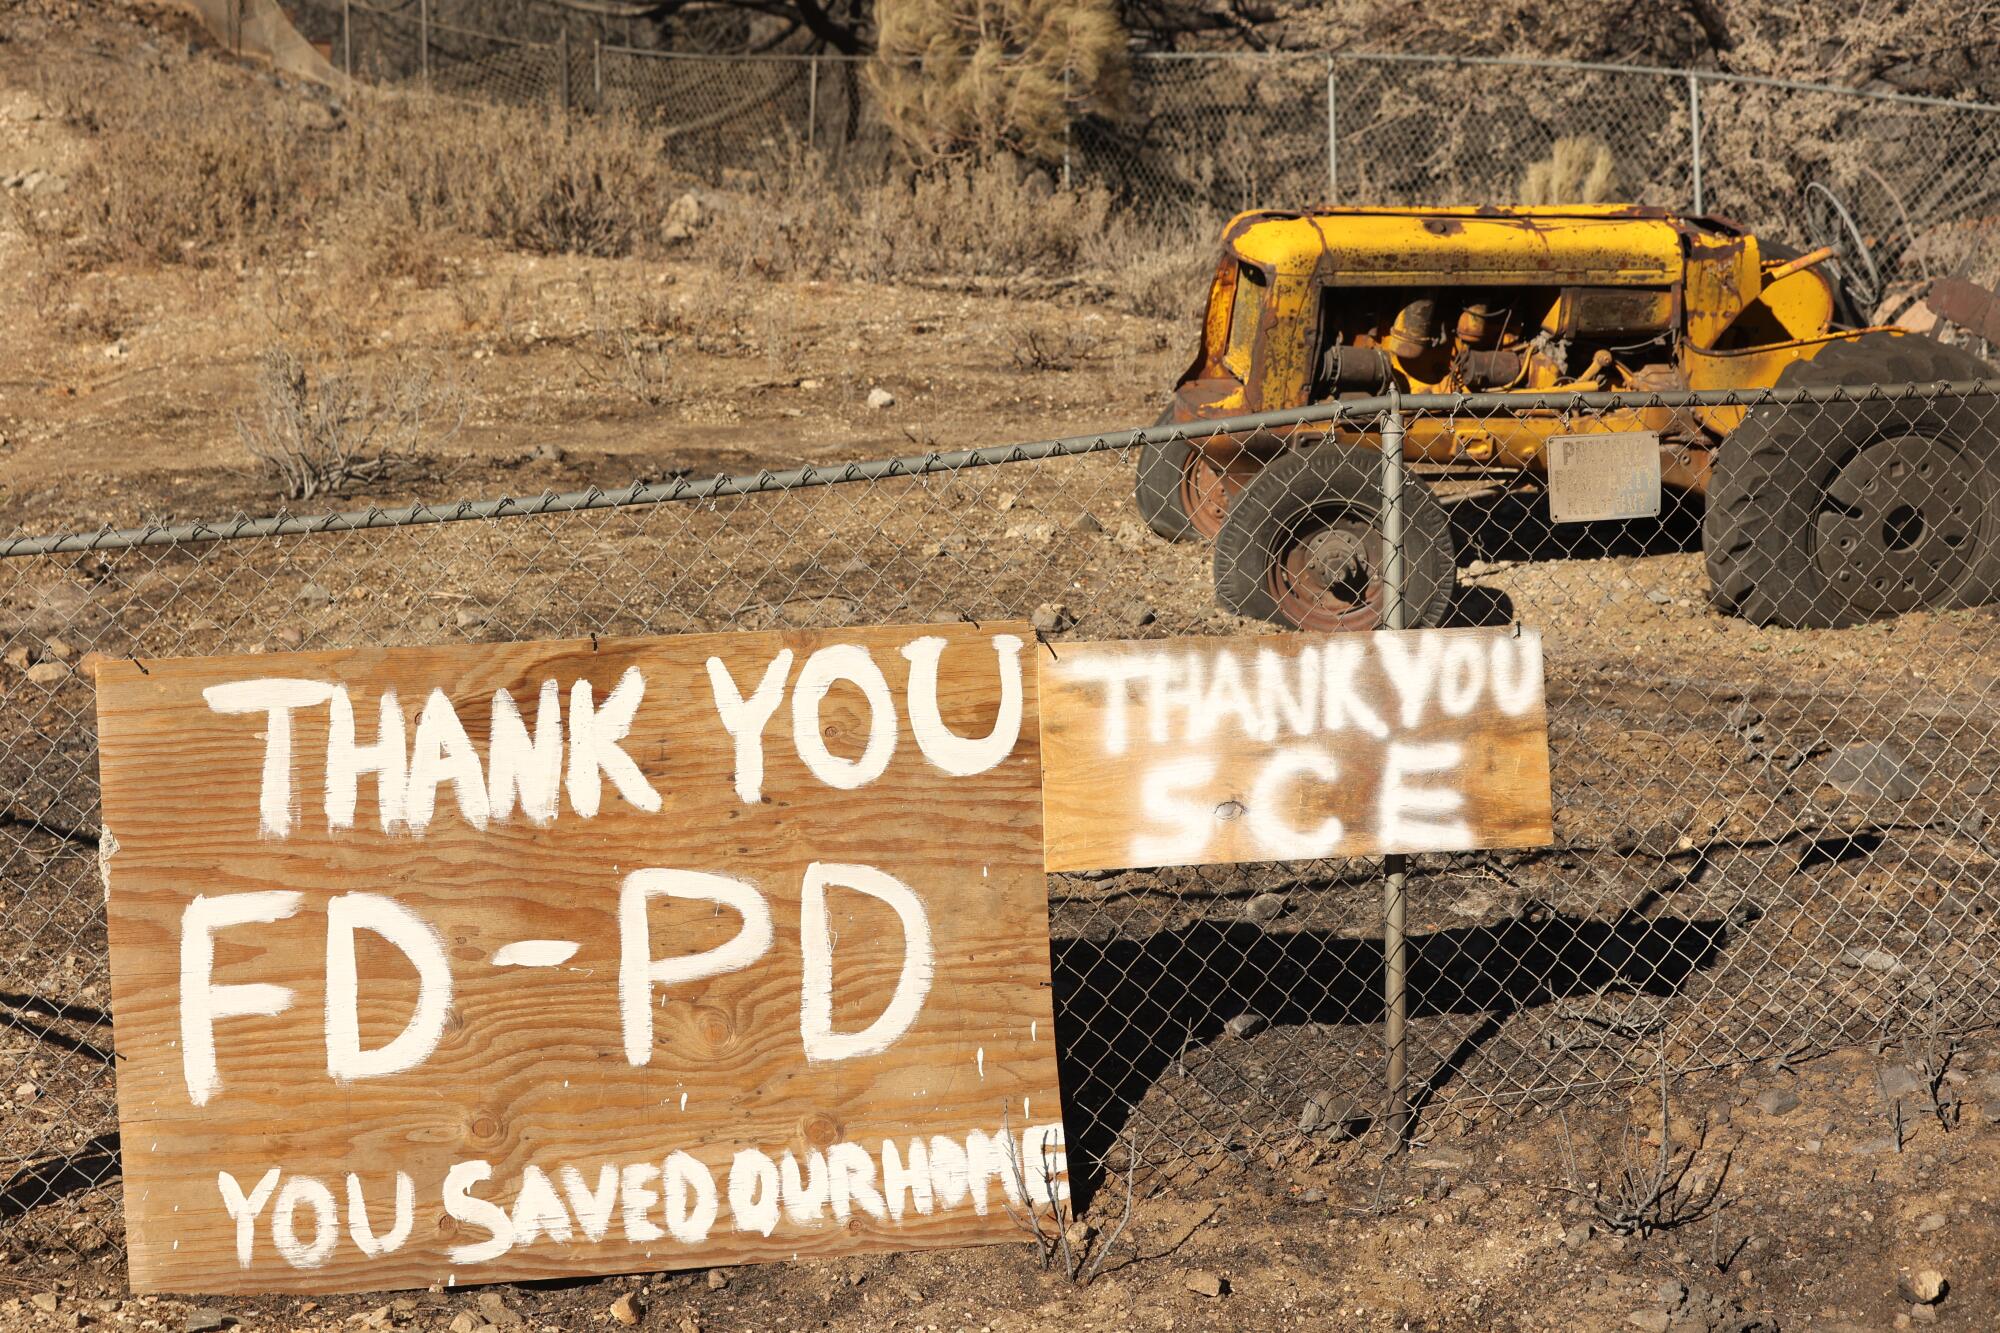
1138 206 1999 631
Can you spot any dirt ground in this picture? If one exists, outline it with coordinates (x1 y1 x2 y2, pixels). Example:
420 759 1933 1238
5 4 2000 1331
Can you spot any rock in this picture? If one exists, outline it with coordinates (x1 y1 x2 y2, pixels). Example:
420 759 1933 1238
1245 892 1287 924
1453 1185 1491 1208
798 378 823 391
1224 1011 1267 1039
1900 1269 1947 1304
185 1312 233 1333
1915 1211 1948 1234
1134 606 1157 627
475 1291 522 1327
42 637 72 661
1564 1222 1594 1250
529 441 566 463
1298 1090 1354 1134
3 646 31 670
297 581 334 607
608 1293 643 1326
31 1294 58 1315
1031 602 1073 635
706 1268 728 1291
1063 1219 1094 1246
454 605 488 631
1911 1302 1938 1323
271 626 305 651
1755 1088 1801 1116
1646 589 1673 605
446 1314 482 1333
1413 1148 1472 1170
1298 1187 1325 1204
1626 1311 1671 1333
1072 511 1104 534
1880 1064 1927 1099
14 1081 36 1102
1182 1269 1226 1298
1839 947 1910 977
25 661 68 685
865 387 896 410
1816 741 1922 802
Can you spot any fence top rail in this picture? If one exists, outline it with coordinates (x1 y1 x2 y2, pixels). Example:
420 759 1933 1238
8 380 1996 558
590 44 2000 115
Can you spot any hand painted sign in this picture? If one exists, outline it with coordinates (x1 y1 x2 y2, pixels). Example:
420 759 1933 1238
95 623 1061 1295
1038 627 1552 872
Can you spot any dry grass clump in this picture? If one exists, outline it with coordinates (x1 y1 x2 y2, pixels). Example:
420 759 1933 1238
1519 135 1618 205
46 60 682 273
870 0 1128 166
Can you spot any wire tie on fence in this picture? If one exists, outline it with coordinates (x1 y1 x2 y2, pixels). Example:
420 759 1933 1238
958 611 982 630
128 658 148 675
589 632 599 653
1034 628 1059 663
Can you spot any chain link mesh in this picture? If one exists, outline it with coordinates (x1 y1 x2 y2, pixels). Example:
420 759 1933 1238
4 384 1998 1265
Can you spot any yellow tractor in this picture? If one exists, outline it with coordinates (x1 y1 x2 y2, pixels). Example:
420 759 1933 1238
1137 204 1999 630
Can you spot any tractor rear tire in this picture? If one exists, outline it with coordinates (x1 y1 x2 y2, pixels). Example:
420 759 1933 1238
1213 444 1456 632
1703 333 2000 627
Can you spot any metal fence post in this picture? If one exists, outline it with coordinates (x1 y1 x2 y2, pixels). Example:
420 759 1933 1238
419 0 430 90
1689 72 1705 214
1062 66 1074 191
594 39 603 104
807 55 819 153
1325 56 1338 200
558 27 571 119
1380 393 1412 1147
342 0 352 77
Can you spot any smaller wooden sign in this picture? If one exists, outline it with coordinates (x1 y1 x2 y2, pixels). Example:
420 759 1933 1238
1038 627 1553 872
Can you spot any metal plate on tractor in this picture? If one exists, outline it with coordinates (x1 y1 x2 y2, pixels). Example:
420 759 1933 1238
1545 431 1663 524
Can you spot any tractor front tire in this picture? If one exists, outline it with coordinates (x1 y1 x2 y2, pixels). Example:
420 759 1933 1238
1213 444 1456 632
1703 333 2000 627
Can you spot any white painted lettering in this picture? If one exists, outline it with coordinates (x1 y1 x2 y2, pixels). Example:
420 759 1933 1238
826 1141 887 1222
662 1151 718 1243
619 1162 664 1243
406 688 491 835
203 679 337 837
271 1175 338 1269
881 1138 934 1221
779 1150 829 1225
325 688 408 832
181 892 302 1106
487 680 563 824
217 1168 280 1267
1247 746 1344 859
900 634 1024 777
567 667 661 817
1380 741 1470 849
325 892 452 1083
346 1172 414 1258
799 863 933 1063
1320 641 1389 738
618 869 772 1066
1378 632 1445 728
1129 757 1217 866
508 1165 573 1247
727 1149 781 1237
705 650 793 804
791 644 897 790
559 1164 619 1243
443 1161 514 1264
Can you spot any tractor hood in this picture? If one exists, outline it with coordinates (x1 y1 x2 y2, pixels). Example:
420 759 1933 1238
1224 206 1694 287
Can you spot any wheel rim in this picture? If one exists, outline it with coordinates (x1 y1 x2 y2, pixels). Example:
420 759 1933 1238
1814 433 1988 615
1264 506 1389 631
1179 451 1239 540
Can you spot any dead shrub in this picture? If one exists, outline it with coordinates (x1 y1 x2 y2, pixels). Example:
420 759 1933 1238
871 0 1128 166
1008 324 1100 371
237 347 466 501
864 159 1117 280
1520 135 1618 205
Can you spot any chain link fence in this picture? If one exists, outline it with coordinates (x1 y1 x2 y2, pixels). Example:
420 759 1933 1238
313 11 2000 291
4 382 1998 1265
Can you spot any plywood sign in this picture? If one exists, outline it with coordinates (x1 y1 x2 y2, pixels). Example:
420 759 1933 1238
1039 627 1552 872
95 623 1061 1295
